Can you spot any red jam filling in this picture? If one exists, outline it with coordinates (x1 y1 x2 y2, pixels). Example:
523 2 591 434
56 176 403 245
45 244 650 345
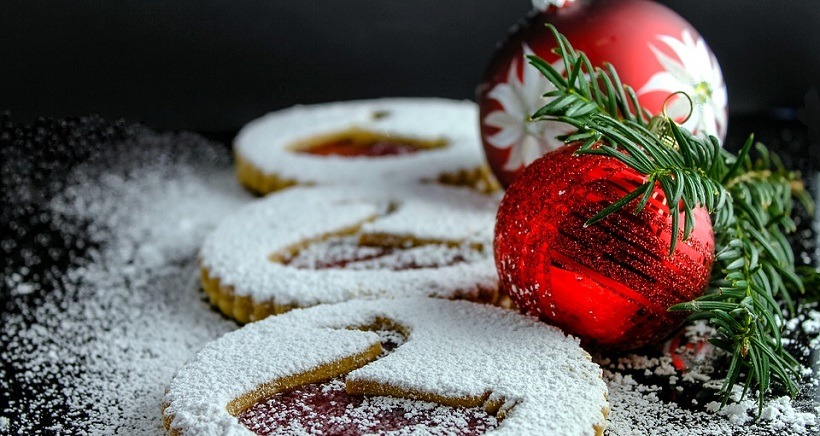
237 332 498 435
281 236 469 270
237 379 498 435
291 130 445 158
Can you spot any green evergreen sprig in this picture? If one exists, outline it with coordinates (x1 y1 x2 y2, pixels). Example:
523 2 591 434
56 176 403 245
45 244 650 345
528 24 812 413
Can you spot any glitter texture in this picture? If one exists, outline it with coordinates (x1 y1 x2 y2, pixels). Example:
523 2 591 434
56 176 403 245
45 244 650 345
495 143 714 349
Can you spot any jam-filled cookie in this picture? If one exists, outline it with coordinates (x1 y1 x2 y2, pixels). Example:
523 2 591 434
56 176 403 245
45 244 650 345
199 184 499 323
234 98 497 194
163 298 609 435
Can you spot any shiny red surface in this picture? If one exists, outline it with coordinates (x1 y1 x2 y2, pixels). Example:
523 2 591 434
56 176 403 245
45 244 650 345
477 0 724 187
494 143 714 349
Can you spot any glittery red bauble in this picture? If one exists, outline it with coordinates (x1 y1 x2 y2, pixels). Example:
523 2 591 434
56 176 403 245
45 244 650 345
494 143 715 349
478 0 728 187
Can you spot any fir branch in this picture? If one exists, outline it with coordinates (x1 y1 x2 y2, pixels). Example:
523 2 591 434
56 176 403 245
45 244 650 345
529 24 811 413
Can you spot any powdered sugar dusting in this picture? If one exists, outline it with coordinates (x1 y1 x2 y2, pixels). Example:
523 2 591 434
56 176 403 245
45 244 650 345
163 298 609 435
234 330 498 435
2 118 818 435
238 378 499 435
359 185 499 243
1 125 250 434
199 184 499 308
600 315 820 435
605 373 817 435
235 98 487 186
285 235 477 270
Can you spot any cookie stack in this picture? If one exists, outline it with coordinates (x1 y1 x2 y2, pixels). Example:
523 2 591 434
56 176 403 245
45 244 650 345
162 99 610 435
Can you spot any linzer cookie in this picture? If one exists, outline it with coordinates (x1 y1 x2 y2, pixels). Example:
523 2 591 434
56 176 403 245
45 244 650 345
199 184 499 323
233 98 497 194
162 298 609 435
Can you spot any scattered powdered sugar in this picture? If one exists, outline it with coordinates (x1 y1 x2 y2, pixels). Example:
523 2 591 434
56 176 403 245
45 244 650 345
799 310 820 349
703 392 816 430
2 118 818 435
605 373 817 435
599 314 820 435
1 124 251 434
4 276 37 296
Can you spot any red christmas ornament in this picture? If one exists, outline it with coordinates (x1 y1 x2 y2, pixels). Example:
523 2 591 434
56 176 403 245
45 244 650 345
494 143 715 350
478 0 728 188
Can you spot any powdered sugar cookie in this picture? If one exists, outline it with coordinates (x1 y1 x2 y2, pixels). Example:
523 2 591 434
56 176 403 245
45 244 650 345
162 298 609 435
234 98 498 194
199 184 499 323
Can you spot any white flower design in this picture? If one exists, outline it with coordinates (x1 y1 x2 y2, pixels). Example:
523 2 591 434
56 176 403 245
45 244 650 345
638 30 728 138
484 45 573 172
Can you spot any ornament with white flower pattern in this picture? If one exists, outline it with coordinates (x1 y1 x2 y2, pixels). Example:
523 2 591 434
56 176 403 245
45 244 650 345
639 30 728 138
496 23 812 413
477 0 728 188
483 45 573 174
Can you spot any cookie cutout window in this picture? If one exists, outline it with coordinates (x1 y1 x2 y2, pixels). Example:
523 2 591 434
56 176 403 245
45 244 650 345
275 235 475 271
233 98 498 194
162 298 610 436
235 323 500 435
287 128 448 158
268 201 481 272
198 185 499 323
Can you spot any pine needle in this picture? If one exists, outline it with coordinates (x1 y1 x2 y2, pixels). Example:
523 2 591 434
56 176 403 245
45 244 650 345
529 24 811 411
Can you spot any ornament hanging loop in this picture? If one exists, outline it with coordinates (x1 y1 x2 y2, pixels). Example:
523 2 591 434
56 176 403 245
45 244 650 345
661 90 694 125
649 91 694 150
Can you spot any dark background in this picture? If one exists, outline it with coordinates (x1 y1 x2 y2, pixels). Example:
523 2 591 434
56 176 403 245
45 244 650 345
1 3 819 433
2 0 820 134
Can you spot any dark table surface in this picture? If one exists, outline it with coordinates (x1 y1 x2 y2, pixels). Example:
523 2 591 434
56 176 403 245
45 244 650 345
3 2 820 433
0 112 818 434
